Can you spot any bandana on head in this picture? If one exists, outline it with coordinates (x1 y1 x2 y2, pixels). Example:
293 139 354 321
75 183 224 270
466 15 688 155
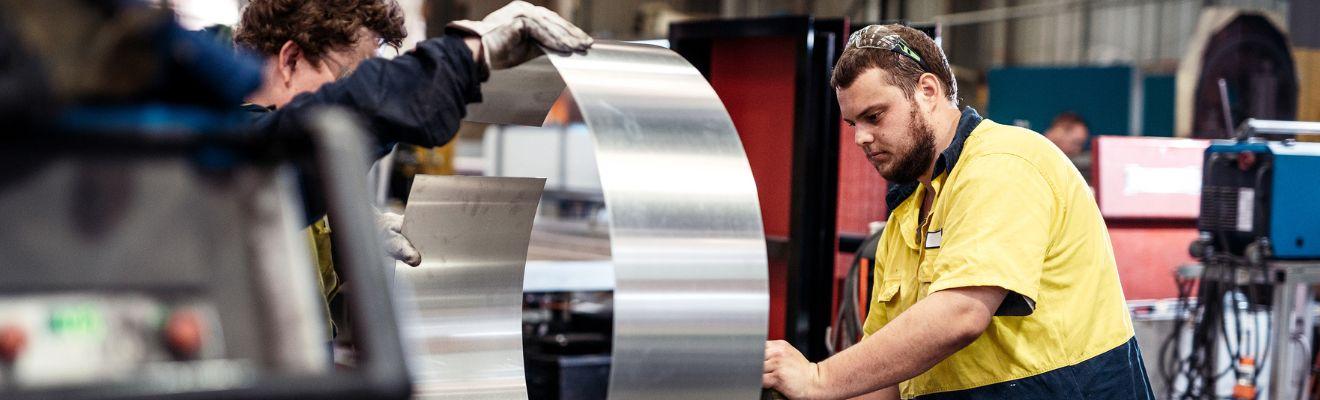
845 25 931 72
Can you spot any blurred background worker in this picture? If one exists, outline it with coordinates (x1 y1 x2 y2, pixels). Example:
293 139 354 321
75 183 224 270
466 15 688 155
1042 111 1093 183
230 0 591 346
1042 111 1090 158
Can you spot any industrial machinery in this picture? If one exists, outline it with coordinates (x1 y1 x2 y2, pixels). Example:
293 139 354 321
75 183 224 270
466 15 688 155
0 108 413 400
521 285 612 400
1166 120 1320 400
0 2 410 398
1197 122 1320 260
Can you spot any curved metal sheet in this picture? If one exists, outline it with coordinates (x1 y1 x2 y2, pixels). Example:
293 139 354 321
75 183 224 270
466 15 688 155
470 41 769 399
554 42 769 400
465 56 565 126
397 175 545 399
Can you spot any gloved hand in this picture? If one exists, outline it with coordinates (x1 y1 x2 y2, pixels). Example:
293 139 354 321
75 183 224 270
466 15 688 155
374 208 421 267
447 1 593 73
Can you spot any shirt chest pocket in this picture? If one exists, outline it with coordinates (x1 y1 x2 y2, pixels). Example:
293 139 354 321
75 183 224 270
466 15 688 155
871 251 905 319
875 276 900 302
871 275 903 324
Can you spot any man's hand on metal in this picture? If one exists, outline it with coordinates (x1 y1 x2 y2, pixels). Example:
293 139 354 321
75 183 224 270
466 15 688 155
374 208 421 267
764 340 828 399
447 0 593 72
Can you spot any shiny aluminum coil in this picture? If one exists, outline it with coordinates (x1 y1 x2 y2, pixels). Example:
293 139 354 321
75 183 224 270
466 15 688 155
469 41 770 400
397 175 546 399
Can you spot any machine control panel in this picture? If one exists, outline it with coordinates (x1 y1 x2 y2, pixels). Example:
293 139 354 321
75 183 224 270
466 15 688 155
0 294 239 389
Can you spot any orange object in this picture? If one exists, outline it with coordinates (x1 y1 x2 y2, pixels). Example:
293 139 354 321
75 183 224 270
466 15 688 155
1232 357 1257 400
164 309 204 359
0 324 26 363
1232 383 1257 399
858 257 870 317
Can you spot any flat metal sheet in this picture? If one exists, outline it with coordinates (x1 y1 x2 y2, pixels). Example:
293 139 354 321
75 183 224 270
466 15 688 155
397 175 545 399
469 41 770 399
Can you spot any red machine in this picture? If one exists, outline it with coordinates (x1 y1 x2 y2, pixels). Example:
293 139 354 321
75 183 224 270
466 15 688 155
1093 136 1209 300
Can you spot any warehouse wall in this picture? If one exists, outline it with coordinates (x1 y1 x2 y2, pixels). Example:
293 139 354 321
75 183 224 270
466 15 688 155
1292 0 1320 122
915 0 1285 69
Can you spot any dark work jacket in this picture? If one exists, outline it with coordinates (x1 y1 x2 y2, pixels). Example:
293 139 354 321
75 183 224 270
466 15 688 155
242 35 484 222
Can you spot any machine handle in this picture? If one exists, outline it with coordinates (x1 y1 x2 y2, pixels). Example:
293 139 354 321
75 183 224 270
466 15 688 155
304 107 412 399
1237 118 1320 140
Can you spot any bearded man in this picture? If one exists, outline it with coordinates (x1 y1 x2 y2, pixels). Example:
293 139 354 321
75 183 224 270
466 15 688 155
761 24 1153 400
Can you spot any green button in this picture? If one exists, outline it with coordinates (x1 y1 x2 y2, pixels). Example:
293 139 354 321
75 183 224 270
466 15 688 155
48 304 103 336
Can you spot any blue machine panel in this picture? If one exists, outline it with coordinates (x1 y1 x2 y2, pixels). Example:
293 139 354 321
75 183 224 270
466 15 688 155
1269 142 1320 258
1202 140 1320 259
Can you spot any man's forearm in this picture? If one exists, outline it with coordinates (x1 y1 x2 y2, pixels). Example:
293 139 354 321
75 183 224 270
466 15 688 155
463 36 482 66
816 288 1003 399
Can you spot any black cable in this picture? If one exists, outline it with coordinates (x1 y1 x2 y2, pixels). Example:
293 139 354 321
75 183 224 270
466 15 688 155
828 227 883 354
1223 263 1244 381
828 249 861 353
1224 278 1246 385
1217 240 1244 365
1160 271 1196 399
1183 257 1234 399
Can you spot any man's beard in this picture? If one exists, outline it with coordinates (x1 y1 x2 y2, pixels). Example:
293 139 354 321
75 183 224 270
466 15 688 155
878 108 936 184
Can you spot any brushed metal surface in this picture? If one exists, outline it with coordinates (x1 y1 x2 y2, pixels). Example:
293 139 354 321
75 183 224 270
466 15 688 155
465 55 565 127
397 175 545 399
468 41 769 399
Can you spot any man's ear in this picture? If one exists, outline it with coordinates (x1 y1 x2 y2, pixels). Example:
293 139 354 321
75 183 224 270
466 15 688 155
276 40 303 87
916 73 940 113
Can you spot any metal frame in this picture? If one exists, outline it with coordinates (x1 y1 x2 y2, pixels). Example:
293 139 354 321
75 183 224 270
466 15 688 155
1194 261 1320 400
1237 118 1320 140
1263 262 1320 400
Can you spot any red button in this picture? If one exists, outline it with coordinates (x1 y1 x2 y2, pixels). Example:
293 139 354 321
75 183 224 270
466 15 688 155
164 310 203 359
0 325 26 363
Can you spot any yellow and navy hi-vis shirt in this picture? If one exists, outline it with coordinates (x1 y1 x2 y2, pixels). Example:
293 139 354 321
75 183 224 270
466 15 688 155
861 108 1135 398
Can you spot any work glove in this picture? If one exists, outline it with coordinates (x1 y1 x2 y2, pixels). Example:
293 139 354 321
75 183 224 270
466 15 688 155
446 1 593 74
374 208 421 267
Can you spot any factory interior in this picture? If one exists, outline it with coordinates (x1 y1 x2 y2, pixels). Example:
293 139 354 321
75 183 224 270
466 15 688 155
1 0 1319 399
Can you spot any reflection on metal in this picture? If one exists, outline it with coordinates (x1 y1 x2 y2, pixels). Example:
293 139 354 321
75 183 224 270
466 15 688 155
523 261 615 292
397 175 545 399
465 55 566 126
469 41 770 400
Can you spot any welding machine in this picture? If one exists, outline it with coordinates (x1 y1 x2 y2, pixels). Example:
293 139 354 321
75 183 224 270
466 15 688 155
1197 121 1320 260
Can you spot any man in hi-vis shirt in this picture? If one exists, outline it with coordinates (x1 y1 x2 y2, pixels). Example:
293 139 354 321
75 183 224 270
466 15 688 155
762 24 1154 400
